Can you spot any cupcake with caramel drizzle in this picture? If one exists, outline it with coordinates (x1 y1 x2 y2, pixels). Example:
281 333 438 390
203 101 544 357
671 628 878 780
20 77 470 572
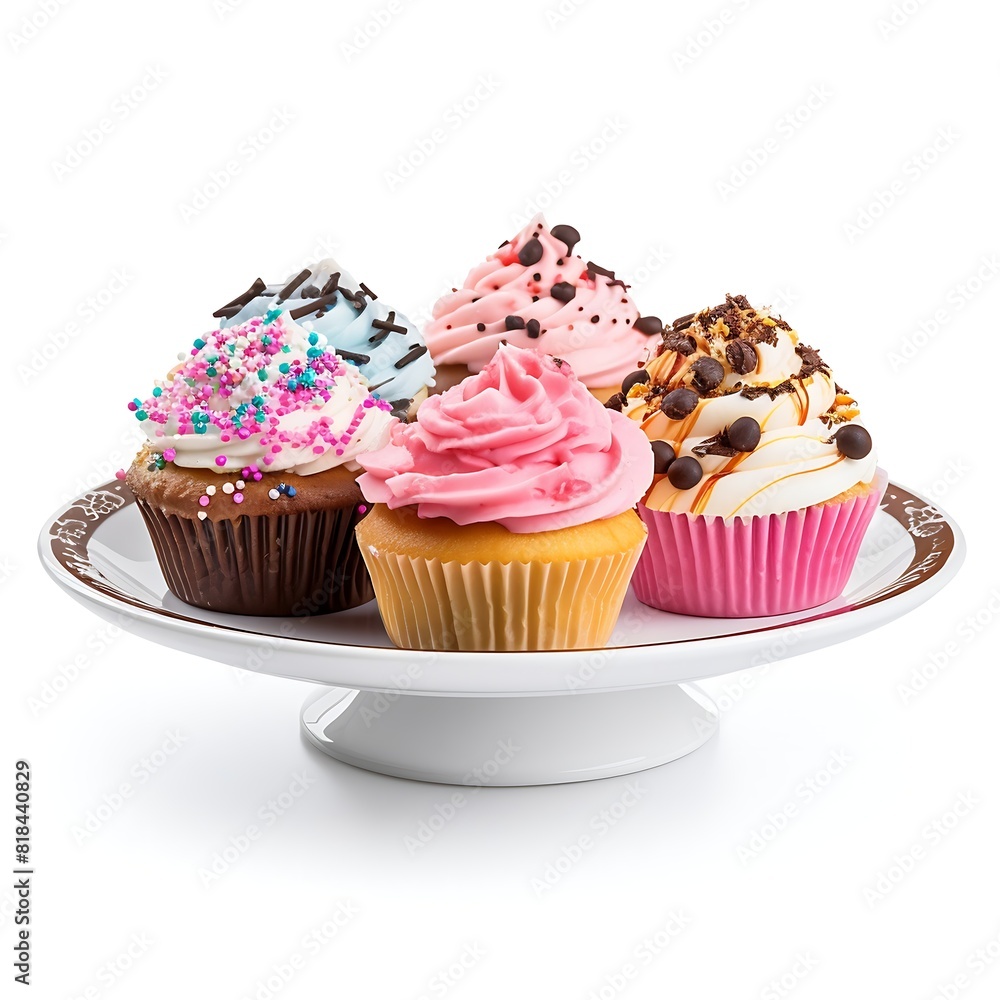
616 294 885 617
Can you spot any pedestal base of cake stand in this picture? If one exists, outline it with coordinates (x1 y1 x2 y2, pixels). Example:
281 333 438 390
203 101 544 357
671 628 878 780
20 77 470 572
300 684 719 786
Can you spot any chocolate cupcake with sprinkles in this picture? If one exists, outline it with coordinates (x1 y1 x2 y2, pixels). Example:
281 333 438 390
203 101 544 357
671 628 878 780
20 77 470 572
124 308 397 616
215 259 435 419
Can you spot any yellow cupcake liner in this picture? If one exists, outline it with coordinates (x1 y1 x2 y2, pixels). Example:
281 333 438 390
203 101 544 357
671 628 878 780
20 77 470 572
360 542 644 652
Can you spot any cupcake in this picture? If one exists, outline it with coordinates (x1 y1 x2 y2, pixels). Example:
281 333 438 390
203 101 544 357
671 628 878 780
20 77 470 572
424 216 661 401
214 259 435 418
355 344 653 651
615 294 884 618
125 308 396 616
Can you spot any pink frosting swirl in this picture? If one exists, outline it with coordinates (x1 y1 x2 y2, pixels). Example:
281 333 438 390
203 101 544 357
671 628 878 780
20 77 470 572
357 345 654 532
424 215 657 388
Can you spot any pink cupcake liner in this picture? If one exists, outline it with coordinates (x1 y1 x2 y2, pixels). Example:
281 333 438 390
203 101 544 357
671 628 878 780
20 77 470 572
631 469 889 618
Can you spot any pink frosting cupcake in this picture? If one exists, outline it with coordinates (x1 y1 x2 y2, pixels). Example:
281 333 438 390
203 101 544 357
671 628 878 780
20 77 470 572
424 216 661 401
355 344 653 651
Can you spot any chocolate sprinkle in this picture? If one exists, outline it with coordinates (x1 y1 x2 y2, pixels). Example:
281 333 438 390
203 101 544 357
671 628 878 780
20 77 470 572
504 315 526 331
394 344 428 369
320 272 342 296
334 348 371 365
371 311 408 335
526 319 541 338
276 268 311 302
660 387 699 419
288 293 338 320
518 239 543 266
551 281 576 302
691 356 725 393
726 339 758 375
358 282 377 300
587 261 614 279
551 224 581 254
634 316 662 335
213 277 267 318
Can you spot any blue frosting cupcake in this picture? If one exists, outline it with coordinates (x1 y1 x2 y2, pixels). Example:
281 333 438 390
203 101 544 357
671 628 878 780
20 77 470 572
214 259 435 416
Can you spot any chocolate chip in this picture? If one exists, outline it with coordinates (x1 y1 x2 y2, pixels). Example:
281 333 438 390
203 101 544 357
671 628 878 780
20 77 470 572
728 416 761 452
526 318 541 338
505 315 526 330
621 368 650 393
634 316 662 335
551 225 581 254
518 239 543 266
604 392 626 411
691 357 724 393
651 440 675 475
672 312 696 329
476 323 486 332
726 339 757 375
662 332 697 356
667 456 703 490
660 388 699 419
834 424 872 459
551 281 576 302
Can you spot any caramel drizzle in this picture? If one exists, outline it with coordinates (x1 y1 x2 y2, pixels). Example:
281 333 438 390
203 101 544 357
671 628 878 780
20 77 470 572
728 454 847 517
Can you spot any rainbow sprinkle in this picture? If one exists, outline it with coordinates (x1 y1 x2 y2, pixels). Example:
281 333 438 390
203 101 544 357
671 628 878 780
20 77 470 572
130 312 393 469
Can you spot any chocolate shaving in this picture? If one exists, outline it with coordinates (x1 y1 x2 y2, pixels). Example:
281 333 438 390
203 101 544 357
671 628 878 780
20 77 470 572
692 431 738 458
661 331 697 356
795 343 830 378
213 278 267 318
604 392 626 411
740 379 795 401
394 344 428 369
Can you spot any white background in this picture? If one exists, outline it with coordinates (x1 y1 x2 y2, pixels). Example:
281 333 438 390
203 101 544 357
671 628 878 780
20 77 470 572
4 0 999 996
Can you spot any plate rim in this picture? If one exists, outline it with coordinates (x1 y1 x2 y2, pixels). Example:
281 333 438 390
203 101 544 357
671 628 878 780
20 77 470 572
38 479 965 672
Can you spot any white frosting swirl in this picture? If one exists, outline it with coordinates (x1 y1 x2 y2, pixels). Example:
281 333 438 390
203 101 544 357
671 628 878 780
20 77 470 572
136 312 396 475
625 297 877 517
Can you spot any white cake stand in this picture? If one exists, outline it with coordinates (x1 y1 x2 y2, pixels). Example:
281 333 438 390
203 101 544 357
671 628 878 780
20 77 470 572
39 481 963 785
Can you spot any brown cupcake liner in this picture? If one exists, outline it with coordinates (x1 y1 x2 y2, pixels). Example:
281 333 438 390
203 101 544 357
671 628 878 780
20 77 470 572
135 500 373 616
360 544 644 651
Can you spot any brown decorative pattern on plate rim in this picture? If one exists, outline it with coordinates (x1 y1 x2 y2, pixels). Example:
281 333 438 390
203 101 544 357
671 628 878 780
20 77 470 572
44 480 959 652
